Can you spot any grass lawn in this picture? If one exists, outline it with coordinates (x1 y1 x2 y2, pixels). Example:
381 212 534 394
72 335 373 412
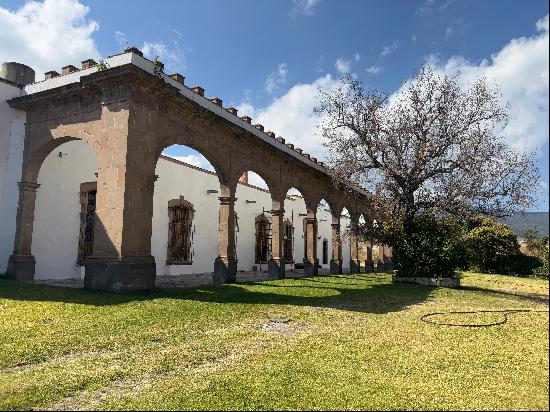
0 272 548 410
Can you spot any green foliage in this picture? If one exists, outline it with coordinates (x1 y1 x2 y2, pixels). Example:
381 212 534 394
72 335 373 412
464 217 520 274
384 214 466 278
526 236 549 279
463 217 544 276
152 55 164 77
96 59 109 71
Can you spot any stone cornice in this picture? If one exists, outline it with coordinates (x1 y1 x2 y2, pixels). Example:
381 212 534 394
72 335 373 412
7 59 369 200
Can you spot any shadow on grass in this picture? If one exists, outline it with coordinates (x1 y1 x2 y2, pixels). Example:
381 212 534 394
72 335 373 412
0 274 436 315
460 285 549 305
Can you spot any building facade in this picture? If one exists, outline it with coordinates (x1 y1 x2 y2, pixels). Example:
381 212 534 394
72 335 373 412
0 49 383 292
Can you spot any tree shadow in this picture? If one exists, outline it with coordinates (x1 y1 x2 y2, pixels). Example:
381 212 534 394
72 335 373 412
460 285 549 305
0 274 434 315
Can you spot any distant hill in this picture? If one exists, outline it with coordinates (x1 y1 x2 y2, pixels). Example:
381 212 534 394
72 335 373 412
498 212 549 239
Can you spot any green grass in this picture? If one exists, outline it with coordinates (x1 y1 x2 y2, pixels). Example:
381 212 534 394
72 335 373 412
0 272 548 410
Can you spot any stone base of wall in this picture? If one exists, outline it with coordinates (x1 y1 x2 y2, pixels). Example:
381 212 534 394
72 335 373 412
330 259 342 274
84 257 156 292
303 259 319 276
393 275 460 288
6 254 36 282
213 257 237 284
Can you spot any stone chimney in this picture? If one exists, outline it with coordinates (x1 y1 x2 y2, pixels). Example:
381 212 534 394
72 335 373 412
44 71 60 80
170 73 185 85
62 65 79 75
210 97 223 106
191 86 205 96
239 171 249 184
81 59 97 70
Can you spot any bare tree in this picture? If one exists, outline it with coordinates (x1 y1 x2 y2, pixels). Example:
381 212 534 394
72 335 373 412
317 67 540 238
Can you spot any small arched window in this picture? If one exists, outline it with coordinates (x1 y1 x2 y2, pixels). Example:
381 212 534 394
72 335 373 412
167 196 195 265
255 214 271 263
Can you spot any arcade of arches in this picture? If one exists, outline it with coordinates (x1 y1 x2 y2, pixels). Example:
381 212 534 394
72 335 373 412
5 52 391 292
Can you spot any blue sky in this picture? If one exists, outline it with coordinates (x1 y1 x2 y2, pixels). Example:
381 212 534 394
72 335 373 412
1 0 548 210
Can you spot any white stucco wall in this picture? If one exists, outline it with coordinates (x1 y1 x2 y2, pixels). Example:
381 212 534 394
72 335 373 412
2 133 351 279
32 140 98 279
0 81 25 274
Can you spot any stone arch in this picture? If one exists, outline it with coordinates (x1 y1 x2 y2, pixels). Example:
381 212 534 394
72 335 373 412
282 182 318 212
155 135 230 185
23 136 86 183
230 164 280 199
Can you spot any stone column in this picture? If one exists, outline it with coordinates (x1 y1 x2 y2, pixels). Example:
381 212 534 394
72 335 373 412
364 241 374 273
349 214 360 274
330 215 342 274
84 111 157 292
303 209 318 276
214 193 238 283
6 181 41 282
376 244 385 272
268 198 285 279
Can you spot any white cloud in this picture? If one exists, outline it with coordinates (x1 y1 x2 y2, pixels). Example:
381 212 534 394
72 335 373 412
366 65 382 75
115 31 129 50
238 74 340 161
142 40 185 73
290 0 321 17
265 63 288 94
335 58 351 74
0 0 100 78
380 41 399 56
422 14 549 152
335 53 360 74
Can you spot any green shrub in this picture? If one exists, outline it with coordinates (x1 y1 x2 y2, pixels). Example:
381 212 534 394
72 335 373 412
384 214 466 278
463 218 521 274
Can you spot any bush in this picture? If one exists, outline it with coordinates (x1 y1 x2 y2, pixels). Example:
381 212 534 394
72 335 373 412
384 214 466 279
463 218 521 274
525 236 549 279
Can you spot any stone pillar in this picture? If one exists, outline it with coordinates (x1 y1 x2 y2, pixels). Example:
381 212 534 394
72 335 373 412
268 199 285 279
303 209 318 276
214 193 237 283
84 120 157 292
376 244 385 272
383 245 394 271
349 214 360 274
330 215 342 274
6 181 41 282
364 241 374 273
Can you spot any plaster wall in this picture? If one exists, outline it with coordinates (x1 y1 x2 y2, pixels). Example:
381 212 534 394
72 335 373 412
0 82 24 273
12 139 351 280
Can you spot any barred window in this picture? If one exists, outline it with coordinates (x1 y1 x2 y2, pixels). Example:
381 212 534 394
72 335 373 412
255 214 271 264
283 219 294 262
77 182 97 264
167 197 195 265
